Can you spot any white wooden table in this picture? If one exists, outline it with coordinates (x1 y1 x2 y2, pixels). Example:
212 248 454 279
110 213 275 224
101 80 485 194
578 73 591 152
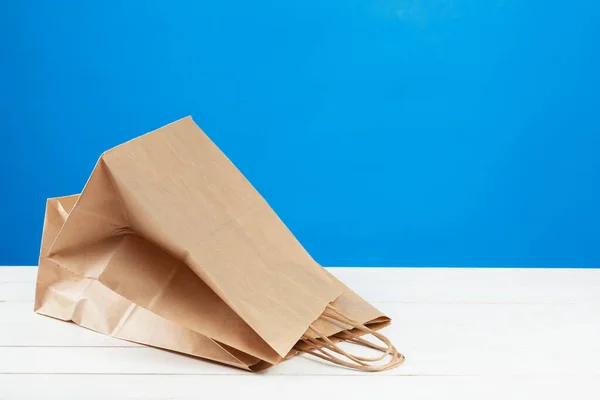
1 267 599 399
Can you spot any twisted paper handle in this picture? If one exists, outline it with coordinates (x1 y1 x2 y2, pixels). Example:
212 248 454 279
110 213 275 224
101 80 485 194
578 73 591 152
298 304 405 372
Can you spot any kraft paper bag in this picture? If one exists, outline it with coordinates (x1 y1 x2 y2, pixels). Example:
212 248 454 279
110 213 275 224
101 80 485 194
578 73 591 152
36 195 268 370
35 117 403 371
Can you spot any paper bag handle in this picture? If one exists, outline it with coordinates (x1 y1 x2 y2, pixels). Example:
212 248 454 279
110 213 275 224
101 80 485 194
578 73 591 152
298 304 405 372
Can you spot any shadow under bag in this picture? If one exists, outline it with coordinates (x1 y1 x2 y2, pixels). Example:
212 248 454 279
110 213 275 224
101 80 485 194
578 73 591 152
34 116 404 371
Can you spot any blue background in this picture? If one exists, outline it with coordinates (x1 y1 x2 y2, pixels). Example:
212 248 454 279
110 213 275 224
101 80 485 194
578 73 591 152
1 1 599 267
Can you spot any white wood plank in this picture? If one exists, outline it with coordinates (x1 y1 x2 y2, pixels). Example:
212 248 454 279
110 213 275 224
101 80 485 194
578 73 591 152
2 302 600 355
1 266 600 399
0 347 244 375
1 375 598 400
331 267 600 304
2 344 597 377
0 267 36 302
3 267 600 304
0 267 37 283
0 282 35 302
1 302 599 376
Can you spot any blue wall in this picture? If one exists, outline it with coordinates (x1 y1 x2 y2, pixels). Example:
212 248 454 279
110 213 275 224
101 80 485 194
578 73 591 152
1 1 599 267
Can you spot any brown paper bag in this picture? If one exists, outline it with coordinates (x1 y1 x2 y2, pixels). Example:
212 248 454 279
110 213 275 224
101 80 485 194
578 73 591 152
36 195 269 370
35 117 403 371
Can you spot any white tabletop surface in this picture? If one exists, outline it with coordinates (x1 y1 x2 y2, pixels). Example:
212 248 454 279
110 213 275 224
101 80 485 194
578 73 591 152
1 266 599 399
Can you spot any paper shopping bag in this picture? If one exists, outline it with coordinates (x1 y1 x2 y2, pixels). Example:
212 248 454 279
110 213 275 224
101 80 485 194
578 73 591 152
35 117 403 371
36 195 272 370
35 196 396 371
